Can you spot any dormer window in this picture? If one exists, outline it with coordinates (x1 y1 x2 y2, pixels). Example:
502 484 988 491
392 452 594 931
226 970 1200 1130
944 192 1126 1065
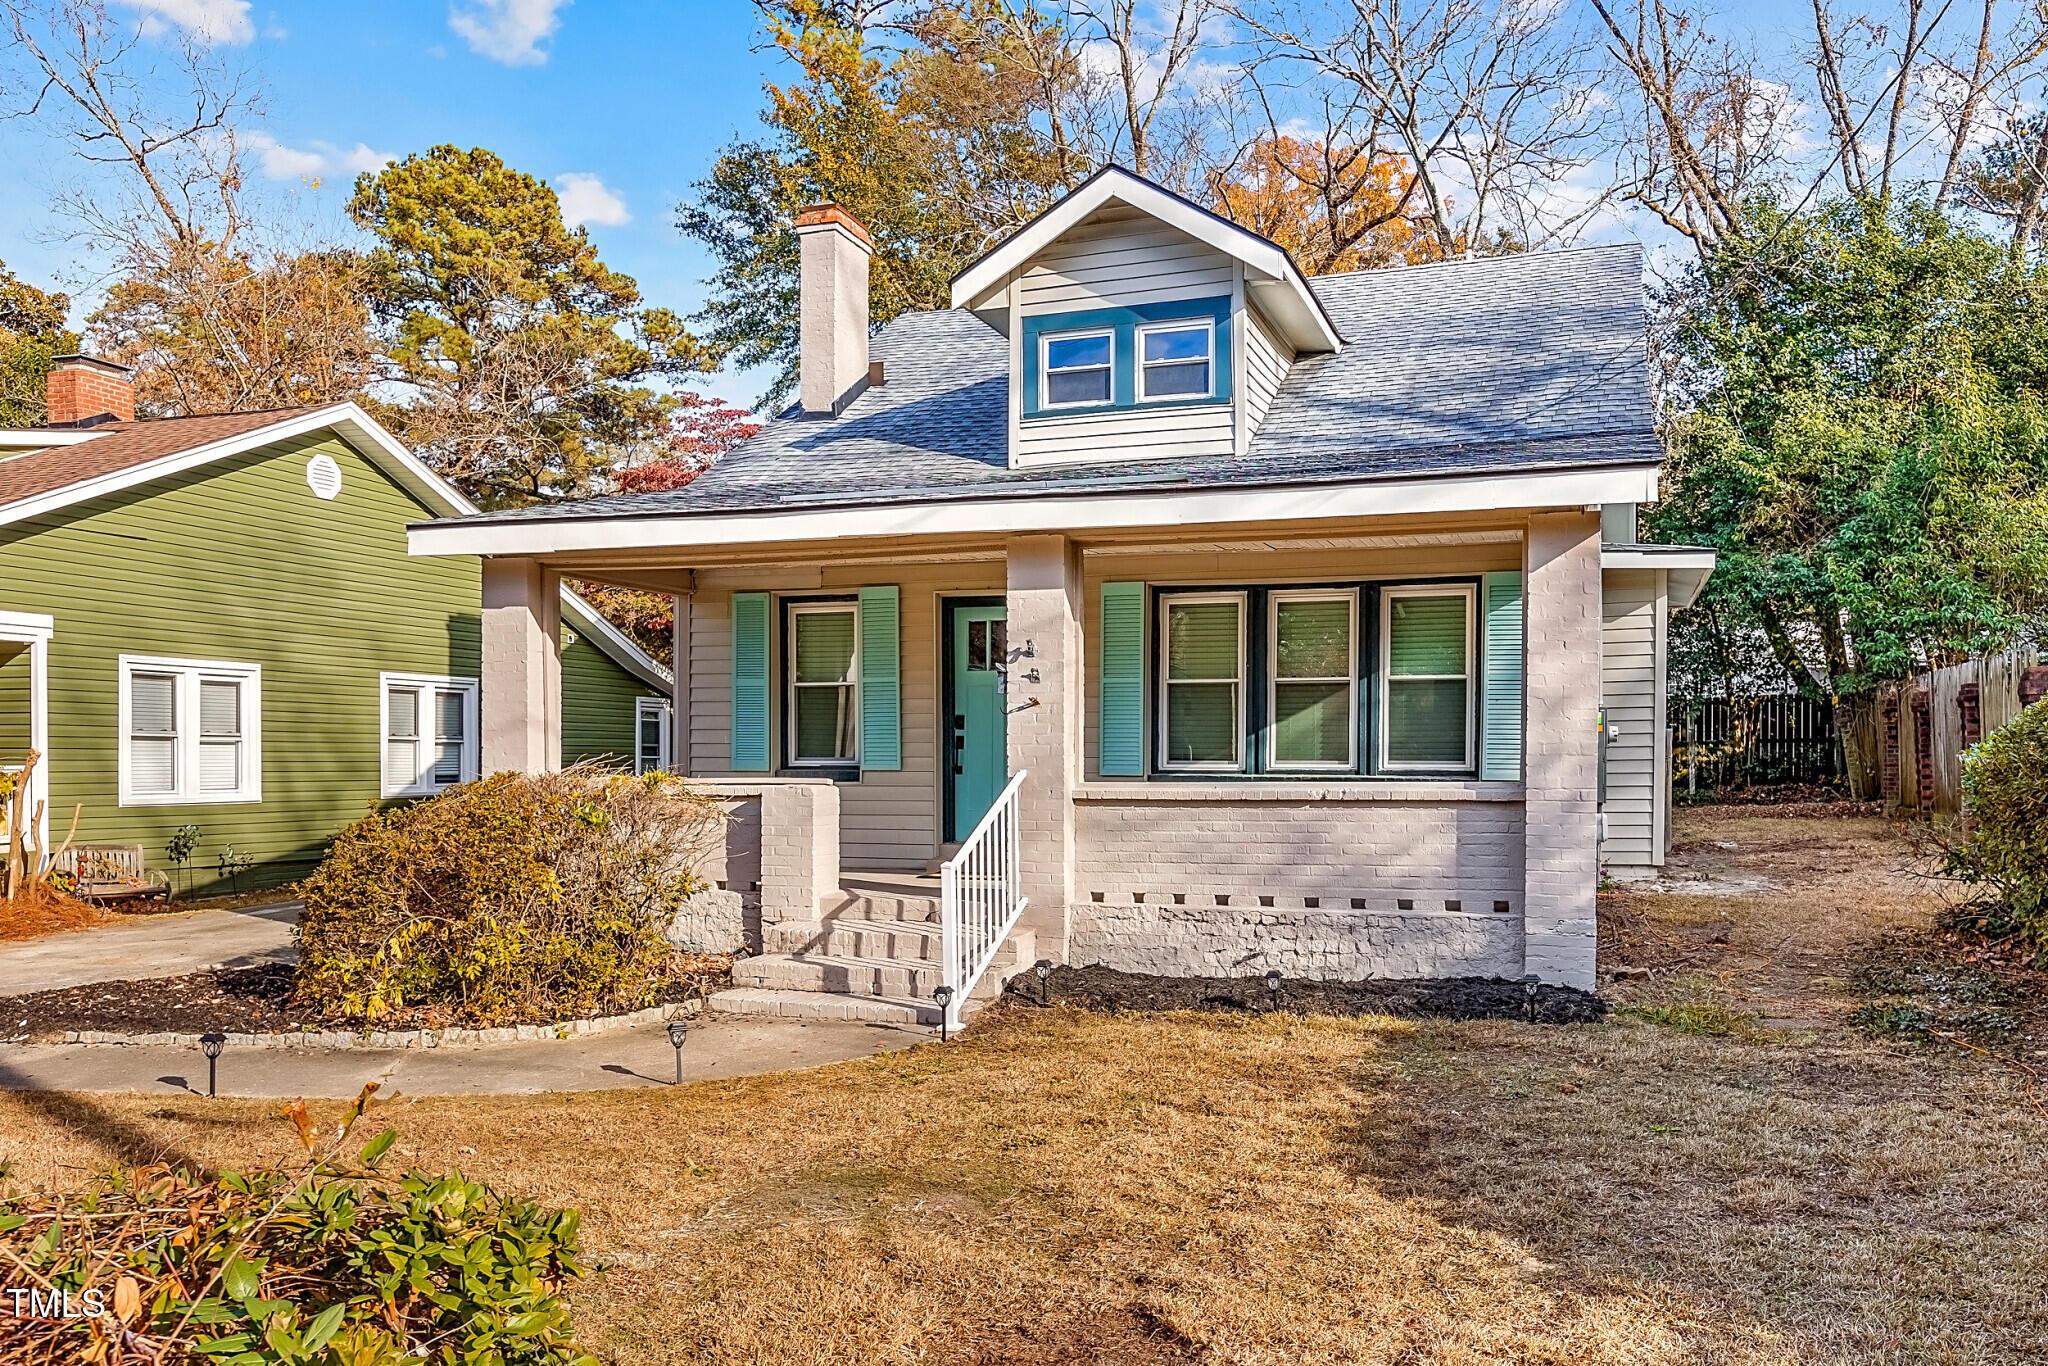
1138 320 1213 400
1042 329 1114 407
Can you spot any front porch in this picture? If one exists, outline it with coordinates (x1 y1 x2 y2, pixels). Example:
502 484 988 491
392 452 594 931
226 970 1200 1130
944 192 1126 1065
0 610 53 856
454 507 1608 1016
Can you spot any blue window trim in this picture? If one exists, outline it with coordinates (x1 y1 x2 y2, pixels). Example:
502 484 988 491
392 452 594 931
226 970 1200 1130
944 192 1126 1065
1021 296 1233 419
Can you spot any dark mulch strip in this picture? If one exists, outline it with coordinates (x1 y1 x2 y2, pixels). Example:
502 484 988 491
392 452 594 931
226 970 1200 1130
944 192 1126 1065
1004 964 1605 1024
1 961 734 1041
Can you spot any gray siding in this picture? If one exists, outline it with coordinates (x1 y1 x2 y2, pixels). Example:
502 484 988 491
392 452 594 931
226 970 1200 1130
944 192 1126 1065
1600 568 1664 873
1242 302 1294 440
1012 208 1239 469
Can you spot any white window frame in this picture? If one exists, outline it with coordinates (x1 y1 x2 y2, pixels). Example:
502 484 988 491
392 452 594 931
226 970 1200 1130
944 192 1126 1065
1038 326 1116 410
1377 583 1478 773
1136 318 1216 402
117 655 262 807
380 672 479 798
1265 588 1359 772
1156 590 1248 773
786 602 860 768
635 695 673 775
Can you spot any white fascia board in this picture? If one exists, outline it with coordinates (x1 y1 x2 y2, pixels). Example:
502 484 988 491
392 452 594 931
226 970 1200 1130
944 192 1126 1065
0 429 104 450
559 589 672 690
1604 546 1718 610
0 402 481 530
0 610 55 640
409 463 1663 559
950 168 1341 354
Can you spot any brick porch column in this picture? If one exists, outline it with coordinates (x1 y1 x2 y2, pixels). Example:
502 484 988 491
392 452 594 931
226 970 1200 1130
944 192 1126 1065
480 557 562 775
1522 511 1602 988
1006 533 1082 961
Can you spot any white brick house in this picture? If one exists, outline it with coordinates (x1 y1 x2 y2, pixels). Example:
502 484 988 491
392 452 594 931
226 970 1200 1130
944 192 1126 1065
410 167 1713 1022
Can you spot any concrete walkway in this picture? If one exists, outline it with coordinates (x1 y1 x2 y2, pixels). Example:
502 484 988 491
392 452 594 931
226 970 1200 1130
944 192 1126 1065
0 901 299 996
0 1013 922 1097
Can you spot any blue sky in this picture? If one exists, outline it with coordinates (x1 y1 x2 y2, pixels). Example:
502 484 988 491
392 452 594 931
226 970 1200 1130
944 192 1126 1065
0 0 786 404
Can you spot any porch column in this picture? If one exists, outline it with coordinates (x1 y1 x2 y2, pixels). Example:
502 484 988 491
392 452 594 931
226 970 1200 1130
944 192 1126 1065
480 557 562 775
1006 533 1082 960
671 592 691 772
1523 511 1602 987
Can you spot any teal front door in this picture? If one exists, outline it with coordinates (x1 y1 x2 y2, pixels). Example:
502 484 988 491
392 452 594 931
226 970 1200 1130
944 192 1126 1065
947 603 1008 841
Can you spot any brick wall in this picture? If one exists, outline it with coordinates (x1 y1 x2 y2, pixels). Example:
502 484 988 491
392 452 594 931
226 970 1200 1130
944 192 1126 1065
46 363 135 425
1070 792 1527 979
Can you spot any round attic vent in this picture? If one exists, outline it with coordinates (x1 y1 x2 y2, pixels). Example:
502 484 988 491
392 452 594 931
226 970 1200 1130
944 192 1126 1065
306 453 342 500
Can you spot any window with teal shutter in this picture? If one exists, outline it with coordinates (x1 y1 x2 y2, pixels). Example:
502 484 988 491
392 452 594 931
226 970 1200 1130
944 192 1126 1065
1481 572 1524 781
1379 586 1475 771
730 592 769 771
1100 582 1146 775
858 585 901 770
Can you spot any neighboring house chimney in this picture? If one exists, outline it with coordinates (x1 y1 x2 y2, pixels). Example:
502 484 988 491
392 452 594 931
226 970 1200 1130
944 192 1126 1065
794 203 873 417
46 354 135 427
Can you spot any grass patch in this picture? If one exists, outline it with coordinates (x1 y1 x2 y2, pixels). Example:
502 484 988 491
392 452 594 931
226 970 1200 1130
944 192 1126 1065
1616 999 1760 1037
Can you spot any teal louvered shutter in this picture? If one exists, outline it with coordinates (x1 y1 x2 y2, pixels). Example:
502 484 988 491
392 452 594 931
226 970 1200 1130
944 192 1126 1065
730 592 770 772
858 586 901 770
1481 572 1524 781
1100 582 1146 775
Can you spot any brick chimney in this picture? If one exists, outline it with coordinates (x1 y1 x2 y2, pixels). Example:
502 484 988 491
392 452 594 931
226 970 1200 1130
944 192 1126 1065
46 354 135 427
794 203 873 417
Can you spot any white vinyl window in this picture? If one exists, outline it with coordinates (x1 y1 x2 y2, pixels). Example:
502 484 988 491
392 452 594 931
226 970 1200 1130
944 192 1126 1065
1137 319 1214 400
118 656 261 806
636 696 673 775
1267 590 1358 771
1158 593 1246 771
1379 586 1477 771
788 603 859 766
381 673 479 797
1040 328 1114 408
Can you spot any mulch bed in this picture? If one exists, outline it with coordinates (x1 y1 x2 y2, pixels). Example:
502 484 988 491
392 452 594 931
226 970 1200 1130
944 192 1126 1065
1005 964 1606 1024
0 960 735 1042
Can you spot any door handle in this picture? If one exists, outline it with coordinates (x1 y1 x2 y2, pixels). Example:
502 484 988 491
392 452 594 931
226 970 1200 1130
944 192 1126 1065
952 715 966 774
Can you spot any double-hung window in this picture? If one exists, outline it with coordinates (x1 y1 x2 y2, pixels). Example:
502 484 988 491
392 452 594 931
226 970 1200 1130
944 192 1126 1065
381 673 478 797
1379 586 1476 771
118 656 261 805
1137 319 1214 400
1041 329 1114 408
1268 591 1358 770
635 696 672 775
789 603 859 766
1159 593 1246 770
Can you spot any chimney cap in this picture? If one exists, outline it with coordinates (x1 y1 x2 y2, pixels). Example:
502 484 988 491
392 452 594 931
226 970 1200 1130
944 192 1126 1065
794 203 875 253
51 353 134 377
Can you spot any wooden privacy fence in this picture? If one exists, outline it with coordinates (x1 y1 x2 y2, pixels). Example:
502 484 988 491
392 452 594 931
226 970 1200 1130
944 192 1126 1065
1882 652 2048 818
1671 694 1842 792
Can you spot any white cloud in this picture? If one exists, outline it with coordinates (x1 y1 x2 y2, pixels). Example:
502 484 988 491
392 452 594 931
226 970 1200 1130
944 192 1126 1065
448 0 569 66
116 0 254 44
555 171 630 227
246 133 396 183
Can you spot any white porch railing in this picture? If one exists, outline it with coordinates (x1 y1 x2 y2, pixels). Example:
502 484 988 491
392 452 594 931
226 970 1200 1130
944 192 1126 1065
938 769 1029 1032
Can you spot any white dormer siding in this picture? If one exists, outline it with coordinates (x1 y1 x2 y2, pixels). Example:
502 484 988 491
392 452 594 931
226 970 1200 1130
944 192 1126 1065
1009 208 1246 470
1240 303 1295 440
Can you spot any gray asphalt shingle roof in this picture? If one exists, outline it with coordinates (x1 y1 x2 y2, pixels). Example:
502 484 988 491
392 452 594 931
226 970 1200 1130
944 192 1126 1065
461 242 1658 526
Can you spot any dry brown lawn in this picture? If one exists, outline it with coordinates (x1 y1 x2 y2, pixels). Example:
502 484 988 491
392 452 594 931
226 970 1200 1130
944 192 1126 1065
4 808 2045 1365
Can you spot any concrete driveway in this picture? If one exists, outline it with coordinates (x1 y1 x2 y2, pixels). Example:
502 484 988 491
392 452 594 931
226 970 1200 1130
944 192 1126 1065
0 901 299 996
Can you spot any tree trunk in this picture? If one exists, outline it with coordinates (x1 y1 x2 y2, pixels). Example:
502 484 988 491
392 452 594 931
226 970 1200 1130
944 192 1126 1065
1835 692 1881 800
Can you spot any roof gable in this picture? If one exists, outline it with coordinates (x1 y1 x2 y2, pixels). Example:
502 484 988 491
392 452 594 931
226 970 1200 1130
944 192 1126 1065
951 165 1341 354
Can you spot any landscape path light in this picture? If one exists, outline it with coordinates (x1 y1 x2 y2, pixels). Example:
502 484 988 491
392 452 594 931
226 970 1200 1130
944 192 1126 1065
666 1017 690 1085
198 1032 227 1097
1264 968 1283 1014
1522 974 1542 1024
932 984 955 1043
1034 958 1053 1004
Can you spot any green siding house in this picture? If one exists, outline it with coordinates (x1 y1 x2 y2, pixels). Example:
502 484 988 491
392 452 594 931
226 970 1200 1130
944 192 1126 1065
0 361 670 894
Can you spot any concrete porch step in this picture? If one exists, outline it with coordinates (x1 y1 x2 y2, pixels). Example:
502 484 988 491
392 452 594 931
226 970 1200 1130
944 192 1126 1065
707 986 939 1027
766 916 941 960
819 890 939 924
734 952 946 1000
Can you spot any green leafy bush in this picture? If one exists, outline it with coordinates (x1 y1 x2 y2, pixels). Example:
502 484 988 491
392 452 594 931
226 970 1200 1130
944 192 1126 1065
294 765 726 1025
0 1091 594 1365
1945 699 2048 960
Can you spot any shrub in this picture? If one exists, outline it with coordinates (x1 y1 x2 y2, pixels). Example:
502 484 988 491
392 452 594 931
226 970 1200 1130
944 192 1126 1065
1944 698 2048 959
0 1090 595 1365
294 765 726 1025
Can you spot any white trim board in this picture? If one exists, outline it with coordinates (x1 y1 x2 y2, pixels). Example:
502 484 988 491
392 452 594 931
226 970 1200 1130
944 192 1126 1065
1603 547 1717 610
0 402 668 689
951 166 1342 354
409 465 1663 559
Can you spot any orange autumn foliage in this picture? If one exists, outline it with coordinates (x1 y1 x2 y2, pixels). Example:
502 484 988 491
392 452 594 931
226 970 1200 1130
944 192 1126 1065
1210 137 1448 275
